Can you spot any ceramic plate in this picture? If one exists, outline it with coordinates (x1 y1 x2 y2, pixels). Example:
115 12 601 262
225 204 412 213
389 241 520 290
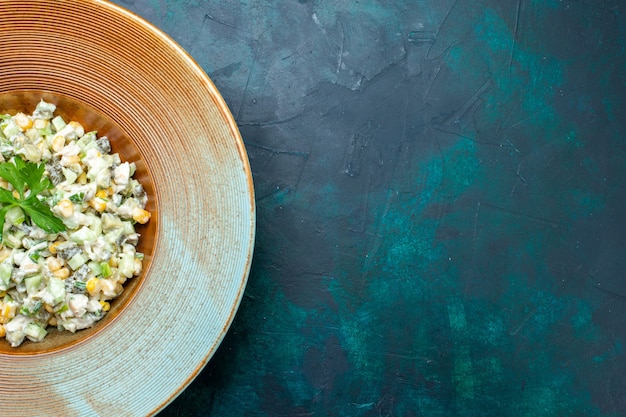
0 1 255 415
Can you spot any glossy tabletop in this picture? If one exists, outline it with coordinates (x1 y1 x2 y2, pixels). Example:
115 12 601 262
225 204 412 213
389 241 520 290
113 1 626 415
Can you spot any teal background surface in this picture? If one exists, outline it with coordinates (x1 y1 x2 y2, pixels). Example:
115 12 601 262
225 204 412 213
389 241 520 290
114 0 626 415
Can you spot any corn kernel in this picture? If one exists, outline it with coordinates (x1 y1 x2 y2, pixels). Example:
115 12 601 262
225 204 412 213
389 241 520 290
48 317 57 327
100 279 116 298
133 258 143 276
13 113 32 130
95 189 108 199
86 278 100 296
51 134 66 152
99 301 110 312
46 256 63 272
0 324 5 338
1 304 16 324
62 154 81 166
53 267 70 279
48 240 61 255
108 257 118 268
77 172 87 184
44 304 54 314
12 190 19 199
0 247 11 263
40 148 52 162
57 199 74 218
88 198 106 212
34 119 49 130
132 208 151 224
0 179 8 190
68 121 85 137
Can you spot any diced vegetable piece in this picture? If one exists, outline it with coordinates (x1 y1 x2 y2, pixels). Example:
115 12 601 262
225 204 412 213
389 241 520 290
5 206 25 226
3 229 25 249
69 226 97 245
99 261 112 278
0 263 11 291
51 115 66 131
119 252 135 278
24 274 42 295
62 167 78 184
2 119 20 137
68 252 88 270
24 322 46 342
48 277 66 305
87 261 102 277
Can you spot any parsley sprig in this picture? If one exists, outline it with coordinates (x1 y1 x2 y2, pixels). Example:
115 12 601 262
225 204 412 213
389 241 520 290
0 157 66 239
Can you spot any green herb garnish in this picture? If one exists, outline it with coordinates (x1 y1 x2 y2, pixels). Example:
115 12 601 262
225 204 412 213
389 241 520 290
69 192 84 203
0 157 66 238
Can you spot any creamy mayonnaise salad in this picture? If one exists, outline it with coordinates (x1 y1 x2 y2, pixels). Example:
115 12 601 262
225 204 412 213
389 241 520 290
0 100 150 347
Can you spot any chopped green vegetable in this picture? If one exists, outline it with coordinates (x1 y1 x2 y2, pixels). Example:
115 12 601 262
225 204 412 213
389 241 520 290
0 263 11 291
99 261 112 278
24 322 47 342
68 252 88 270
69 192 84 203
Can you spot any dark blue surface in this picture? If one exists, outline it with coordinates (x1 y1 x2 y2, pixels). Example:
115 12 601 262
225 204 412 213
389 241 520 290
114 1 626 415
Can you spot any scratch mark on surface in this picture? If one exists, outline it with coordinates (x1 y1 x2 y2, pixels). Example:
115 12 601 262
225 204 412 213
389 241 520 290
258 330 303 336
508 84 586 130
464 201 480 299
426 0 460 59
510 160 527 197
508 0 522 73
336 19 345 74
515 160 527 184
506 139 521 153
423 57 446 99
204 12 235 28
441 76 492 126
256 186 290 202
350 173 372 233
432 124 499 146
481 202 571 229
308 324 341 332
244 141 310 158
260 152 274 170
472 201 481 251
236 41 260 121
293 144 313 193
238 113 302 127
375 394 395 417
335 344 435 363
509 104 554 129
362 187 395 277
343 121 374 177
351 402 375 409
593 284 626 301
508 309 535 336
408 30 437 43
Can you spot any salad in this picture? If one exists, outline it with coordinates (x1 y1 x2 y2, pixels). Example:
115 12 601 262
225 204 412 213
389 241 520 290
0 100 150 347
